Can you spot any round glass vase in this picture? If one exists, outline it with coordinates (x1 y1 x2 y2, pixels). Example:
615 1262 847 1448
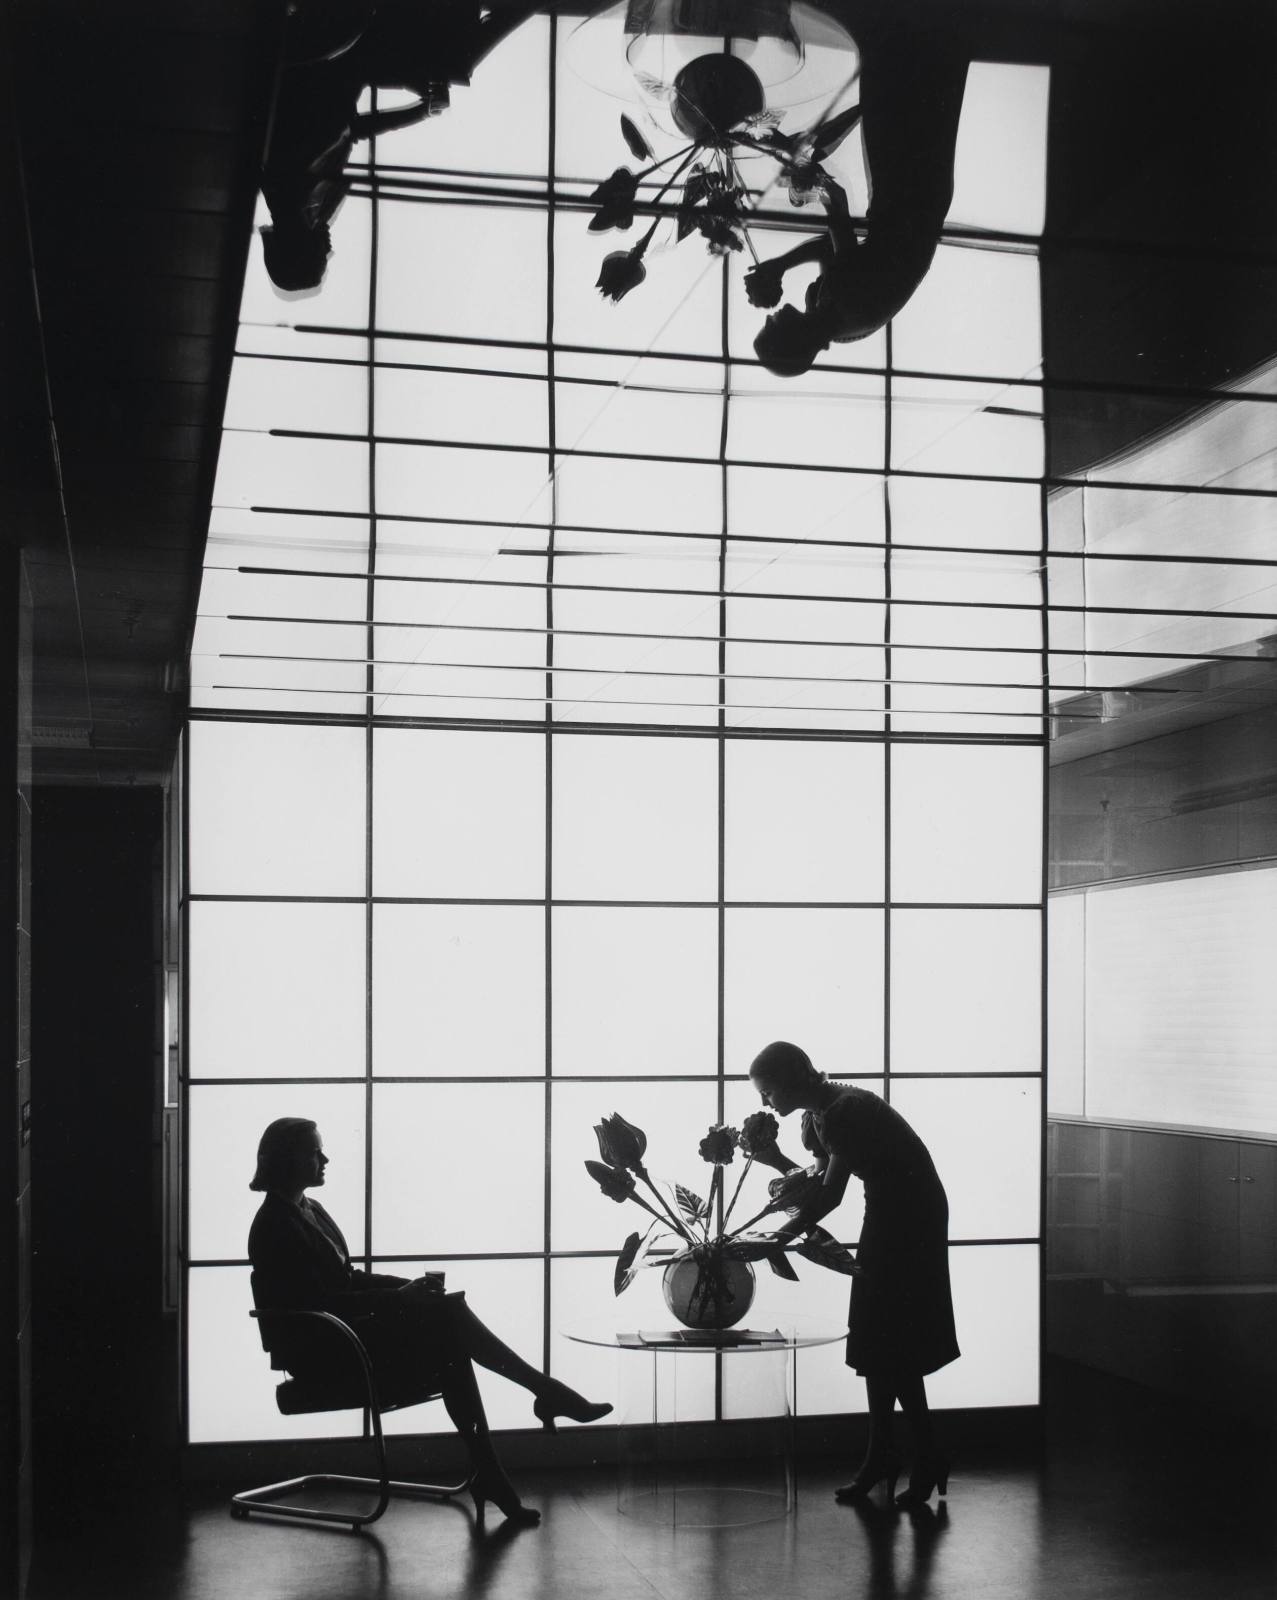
661 1251 756 1330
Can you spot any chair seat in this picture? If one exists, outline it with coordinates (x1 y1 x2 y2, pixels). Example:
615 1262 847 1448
276 1376 443 1415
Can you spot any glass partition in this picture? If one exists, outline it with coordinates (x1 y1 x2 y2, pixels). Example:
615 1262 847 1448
184 17 1049 1441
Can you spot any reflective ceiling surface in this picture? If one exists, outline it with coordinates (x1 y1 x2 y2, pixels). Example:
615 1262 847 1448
5 0 1276 781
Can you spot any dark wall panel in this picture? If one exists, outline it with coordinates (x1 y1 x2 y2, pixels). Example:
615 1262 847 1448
30 788 174 1510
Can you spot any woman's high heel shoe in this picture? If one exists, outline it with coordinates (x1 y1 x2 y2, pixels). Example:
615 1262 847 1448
893 1454 950 1509
468 1467 541 1530
834 1456 902 1505
531 1379 613 1434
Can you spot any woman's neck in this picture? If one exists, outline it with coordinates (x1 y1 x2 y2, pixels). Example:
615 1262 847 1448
806 1078 840 1113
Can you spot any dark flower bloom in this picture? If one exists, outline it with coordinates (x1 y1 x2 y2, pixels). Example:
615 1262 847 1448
696 211 743 254
594 1113 648 1169
698 1124 739 1165
585 1159 638 1203
596 249 647 302
739 1111 780 1157
588 166 639 233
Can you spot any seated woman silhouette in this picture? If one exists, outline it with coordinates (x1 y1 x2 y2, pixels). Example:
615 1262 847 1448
749 1042 958 1507
247 1117 610 1528
261 0 536 291
747 30 969 375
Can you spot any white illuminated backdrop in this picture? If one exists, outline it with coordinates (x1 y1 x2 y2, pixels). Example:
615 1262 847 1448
184 14 1050 1443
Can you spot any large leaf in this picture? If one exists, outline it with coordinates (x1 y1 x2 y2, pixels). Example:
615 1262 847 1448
795 1225 858 1277
675 1183 708 1225
722 1233 781 1262
614 1231 643 1296
615 1221 664 1294
811 103 863 161
620 113 653 161
765 1248 800 1281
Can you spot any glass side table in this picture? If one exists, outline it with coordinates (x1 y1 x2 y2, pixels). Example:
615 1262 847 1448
562 1319 846 1527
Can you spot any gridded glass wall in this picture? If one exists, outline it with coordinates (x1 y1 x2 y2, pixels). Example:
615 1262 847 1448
185 15 1049 1443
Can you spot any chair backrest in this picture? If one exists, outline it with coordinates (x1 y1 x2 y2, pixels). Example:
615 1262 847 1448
248 1270 282 1357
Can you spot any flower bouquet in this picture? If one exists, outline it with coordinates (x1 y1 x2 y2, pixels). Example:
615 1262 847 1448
585 1111 857 1330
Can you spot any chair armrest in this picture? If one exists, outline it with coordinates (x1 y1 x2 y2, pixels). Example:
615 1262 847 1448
249 1307 379 1402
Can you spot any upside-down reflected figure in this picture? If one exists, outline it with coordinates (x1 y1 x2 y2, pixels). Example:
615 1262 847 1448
748 23 969 374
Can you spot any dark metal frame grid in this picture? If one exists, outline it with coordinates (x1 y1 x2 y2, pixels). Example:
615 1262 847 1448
180 23 1071 1447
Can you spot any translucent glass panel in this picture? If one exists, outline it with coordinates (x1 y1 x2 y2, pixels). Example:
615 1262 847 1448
377 202 546 343
552 733 718 901
555 353 723 460
727 466 886 546
890 910 1042 1074
375 358 547 450
948 64 1050 237
189 1082 367 1263
373 904 545 1077
372 727 545 897
724 909 884 1077
891 744 1043 903
1047 892 1086 1117
379 1258 545 1434
724 739 884 902
189 902 365 1080
550 1258 718 1425
892 1079 1042 1241
925 1244 1039 1408
890 475 1041 552
383 13 551 183
372 1083 546 1256
725 595 886 733
891 377 1045 479
188 1266 361 1443
189 721 366 896
892 247 1041 381
727 365 886 471
1066 869 1277 1138
552 908 717 1076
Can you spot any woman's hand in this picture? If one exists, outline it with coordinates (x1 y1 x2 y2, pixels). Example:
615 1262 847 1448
745 261 785 308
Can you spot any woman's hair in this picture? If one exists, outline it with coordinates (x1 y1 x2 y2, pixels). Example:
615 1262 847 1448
249 1117 318 1192
749 1039 822 1088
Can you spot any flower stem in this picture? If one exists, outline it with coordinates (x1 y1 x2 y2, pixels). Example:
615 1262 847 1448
633 141 697 182
720 1155 754 1231
722 1195 786 1242
636 1166 698 1244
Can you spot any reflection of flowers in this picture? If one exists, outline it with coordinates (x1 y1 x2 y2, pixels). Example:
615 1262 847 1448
595 247 648 303
585 99 863 306
585 1112 857 1296
587 167 639 233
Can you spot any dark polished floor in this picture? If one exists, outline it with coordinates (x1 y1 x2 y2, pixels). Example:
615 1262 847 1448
26 1361 1275 1600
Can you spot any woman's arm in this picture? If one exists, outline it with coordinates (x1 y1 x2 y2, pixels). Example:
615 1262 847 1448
745 236 830 307
777 1148 852 1238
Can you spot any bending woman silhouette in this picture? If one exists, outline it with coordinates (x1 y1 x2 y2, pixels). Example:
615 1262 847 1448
749 1042 958 1507
748 26 969 374
248 1117 610 1528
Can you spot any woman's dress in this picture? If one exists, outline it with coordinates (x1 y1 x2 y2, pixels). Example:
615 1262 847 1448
805 1087 959 1377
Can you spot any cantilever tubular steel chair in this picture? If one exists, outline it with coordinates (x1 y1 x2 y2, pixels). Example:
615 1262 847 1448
231 1300 471 1533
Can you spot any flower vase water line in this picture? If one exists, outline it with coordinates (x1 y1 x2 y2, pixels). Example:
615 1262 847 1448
661 1250 757 1330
